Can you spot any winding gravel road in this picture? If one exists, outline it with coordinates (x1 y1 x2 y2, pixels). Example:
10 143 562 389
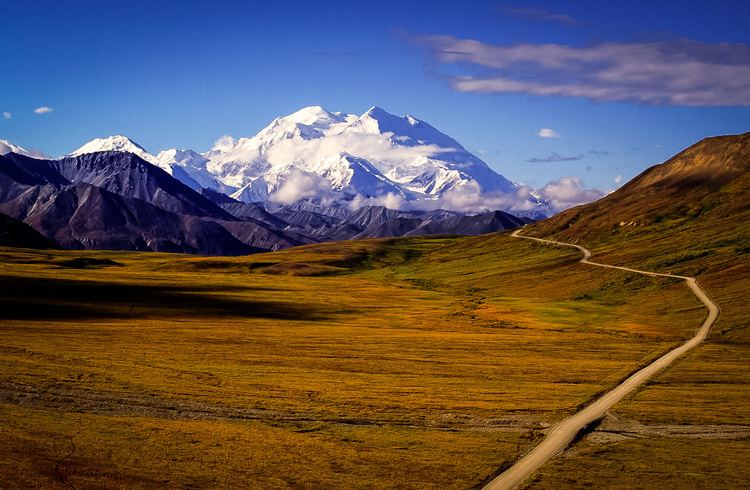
483 228 720 490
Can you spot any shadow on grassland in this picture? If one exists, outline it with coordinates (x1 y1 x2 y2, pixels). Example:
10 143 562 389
0 275 331 321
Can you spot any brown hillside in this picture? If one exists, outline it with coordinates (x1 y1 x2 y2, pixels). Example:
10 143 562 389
528 132 750 242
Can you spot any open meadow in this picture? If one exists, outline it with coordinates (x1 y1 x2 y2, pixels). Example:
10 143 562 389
0 231 709 488
524 206 750 488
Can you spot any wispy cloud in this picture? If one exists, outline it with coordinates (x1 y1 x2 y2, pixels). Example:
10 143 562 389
587 150 611 156
614 174 623 184
526 152 584 163
419 36 750 106
2 112 10 120
501 7 576 26
34 106 53 114
538 128 560 138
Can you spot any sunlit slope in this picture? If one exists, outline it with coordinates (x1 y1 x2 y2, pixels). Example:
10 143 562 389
530 132 750 244
522 132 750 489
0 230 702 488
526 131 750 348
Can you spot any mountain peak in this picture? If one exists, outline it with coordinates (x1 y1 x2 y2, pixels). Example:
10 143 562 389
82 135 146 150
359 106 423 128
49 106 528 213
364 105 387 115
284 105 345 127
294 105 328 115
70 135 157 164
157 148 202 160
347 107 463 150
362 106 400 121
0 139 49 159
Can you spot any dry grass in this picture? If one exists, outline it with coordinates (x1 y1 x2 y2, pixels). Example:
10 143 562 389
525 436 750 489
0 404 531 489
0 231 705 488
521 141 750 488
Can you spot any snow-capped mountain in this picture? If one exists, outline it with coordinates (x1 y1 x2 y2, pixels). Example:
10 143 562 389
64 107 545 214
154 149 224 192
0 139 48 159
203 105 521 206
70 135 158 164
69 136 222 192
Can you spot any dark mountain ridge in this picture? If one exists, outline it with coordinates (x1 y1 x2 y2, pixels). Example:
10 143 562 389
0 151 531 255
51 152 236 220
0 212 58 249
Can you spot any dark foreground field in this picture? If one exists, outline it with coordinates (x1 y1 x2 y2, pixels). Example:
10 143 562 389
0 230 746 488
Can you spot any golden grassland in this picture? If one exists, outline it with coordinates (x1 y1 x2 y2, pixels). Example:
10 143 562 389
524 437 750 489
523 206 750 488
0 231 707 488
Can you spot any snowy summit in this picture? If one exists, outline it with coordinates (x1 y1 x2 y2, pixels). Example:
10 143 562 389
69 135 158 164
0 139 48 159
63 106 545 214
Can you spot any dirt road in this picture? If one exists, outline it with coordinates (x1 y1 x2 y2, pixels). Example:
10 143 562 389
483 229 720 490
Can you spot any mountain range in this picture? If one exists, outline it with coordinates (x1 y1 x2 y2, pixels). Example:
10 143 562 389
0 105 559 255
4 109 745 258
57 106 548 217
0 149 530 255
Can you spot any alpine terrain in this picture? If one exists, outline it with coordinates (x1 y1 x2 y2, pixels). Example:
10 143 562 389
0 106 551 254
1 131 747 489
65 106 546 216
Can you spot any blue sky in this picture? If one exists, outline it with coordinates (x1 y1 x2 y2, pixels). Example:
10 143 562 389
1 0 749 190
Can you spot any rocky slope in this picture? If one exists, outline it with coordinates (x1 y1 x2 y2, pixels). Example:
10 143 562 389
0 151 530 255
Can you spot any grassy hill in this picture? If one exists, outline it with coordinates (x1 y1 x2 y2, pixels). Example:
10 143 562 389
521 132 750 488
530 132 750 242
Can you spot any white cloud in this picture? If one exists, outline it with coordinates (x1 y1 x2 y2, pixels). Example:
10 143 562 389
345 178 517 214
210 135 237 152
2 112 10 120
538 128 560 138
273 175 603 215
268 170 336 205
349 192 407 211
208 129 455 190
424 182 523 213
420 36 750 106
263 131 451 170
614 174 623 184
34 106 53 114
347 179 593 215
537 176 605 211
208 125 604 215
211 131 452 171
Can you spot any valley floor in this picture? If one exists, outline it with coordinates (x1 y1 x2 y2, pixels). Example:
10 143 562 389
520 222 750 489
0 232 745 488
